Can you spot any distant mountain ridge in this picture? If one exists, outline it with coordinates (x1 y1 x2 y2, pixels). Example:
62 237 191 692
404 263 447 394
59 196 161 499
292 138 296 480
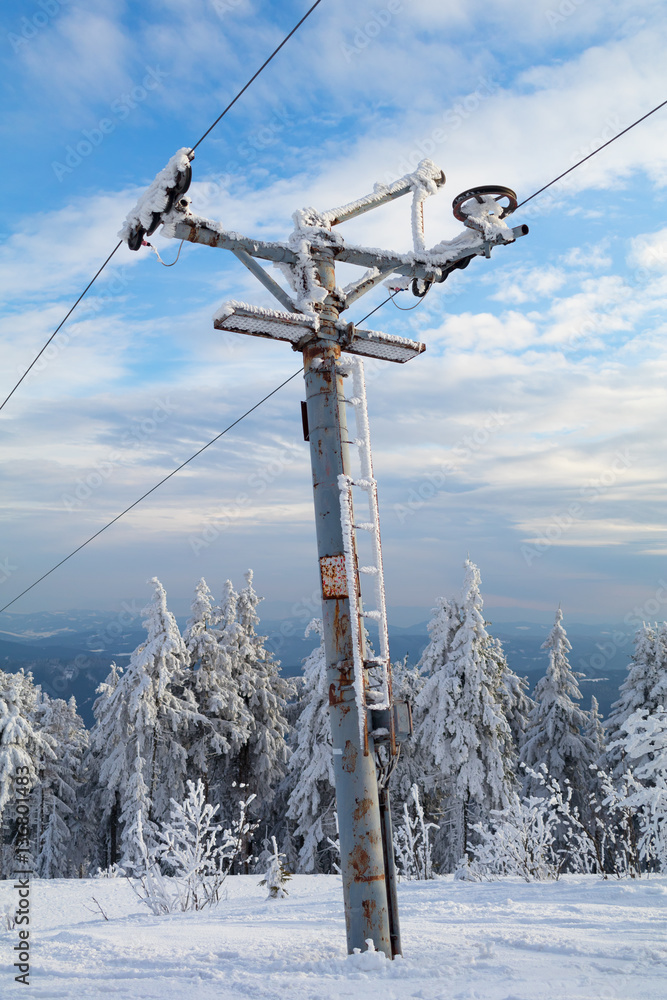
0 609 632 726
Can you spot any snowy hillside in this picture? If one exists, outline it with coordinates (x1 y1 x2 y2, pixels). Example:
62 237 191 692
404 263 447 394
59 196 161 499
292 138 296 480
1 874 664 999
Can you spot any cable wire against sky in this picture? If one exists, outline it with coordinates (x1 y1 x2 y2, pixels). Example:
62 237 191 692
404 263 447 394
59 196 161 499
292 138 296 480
0 0 325 414
190 0 324 152
0 240 123 413
0 370 302 613
1 282 416 610
4 68 667 601
515 97 667 209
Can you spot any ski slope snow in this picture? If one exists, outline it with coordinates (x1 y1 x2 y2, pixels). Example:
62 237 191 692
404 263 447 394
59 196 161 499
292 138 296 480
0 874 665 999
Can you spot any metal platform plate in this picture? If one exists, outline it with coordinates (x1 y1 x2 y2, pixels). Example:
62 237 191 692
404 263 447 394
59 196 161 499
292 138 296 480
213 302 425 363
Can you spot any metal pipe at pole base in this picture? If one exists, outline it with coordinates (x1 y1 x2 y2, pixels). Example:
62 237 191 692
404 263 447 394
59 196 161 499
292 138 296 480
379 785 402 958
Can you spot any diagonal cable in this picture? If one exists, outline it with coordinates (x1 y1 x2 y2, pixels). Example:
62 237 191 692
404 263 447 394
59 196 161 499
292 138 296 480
0 241 122 413
1 1 325 413
190 0 324 152
0 369 301 612
516 97 667 209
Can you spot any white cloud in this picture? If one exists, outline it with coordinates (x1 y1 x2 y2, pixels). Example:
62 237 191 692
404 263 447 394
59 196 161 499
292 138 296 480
5 2 667 617
491 266 567 304
627 226 667 272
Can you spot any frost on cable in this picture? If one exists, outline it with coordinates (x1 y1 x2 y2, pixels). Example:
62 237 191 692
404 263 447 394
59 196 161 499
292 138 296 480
118 148 192 243
338 472 366 748
348 358 390 695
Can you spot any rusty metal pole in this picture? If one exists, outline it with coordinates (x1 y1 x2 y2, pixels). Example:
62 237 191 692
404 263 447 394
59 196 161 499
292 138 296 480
303 250 392 957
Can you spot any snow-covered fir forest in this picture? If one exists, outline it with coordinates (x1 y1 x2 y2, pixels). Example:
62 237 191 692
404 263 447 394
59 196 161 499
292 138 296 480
1 559 665 882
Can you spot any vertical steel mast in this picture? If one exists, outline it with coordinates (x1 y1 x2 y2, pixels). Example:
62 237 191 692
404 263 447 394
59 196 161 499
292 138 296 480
122 151 527 957
303 250 392 953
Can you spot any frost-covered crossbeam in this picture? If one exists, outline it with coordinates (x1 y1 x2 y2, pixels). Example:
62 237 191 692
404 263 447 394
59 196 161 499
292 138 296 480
213 302 425 363
172 216 526 283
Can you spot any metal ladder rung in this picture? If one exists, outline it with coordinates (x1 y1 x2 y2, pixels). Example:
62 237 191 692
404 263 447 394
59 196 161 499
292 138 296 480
359 565 379 575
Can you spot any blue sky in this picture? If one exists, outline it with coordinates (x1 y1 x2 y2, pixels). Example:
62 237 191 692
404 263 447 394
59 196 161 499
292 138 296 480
3 0 667 624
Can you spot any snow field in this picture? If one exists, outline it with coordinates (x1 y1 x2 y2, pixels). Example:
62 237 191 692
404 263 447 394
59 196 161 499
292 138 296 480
1 874 665 1000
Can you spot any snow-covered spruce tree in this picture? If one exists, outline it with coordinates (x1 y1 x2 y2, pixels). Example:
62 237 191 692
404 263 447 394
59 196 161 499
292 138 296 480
605 622 667 773
413 560 518 866
87 579 202 871
0 669 52 877
84 661 123 867
182 578 252 808
284 620 337 872
33 692 88 877
586 695 607 764
520 608 597 819
610 706 667 871
225 572 291 843
583 694 609 812
494 641 534 757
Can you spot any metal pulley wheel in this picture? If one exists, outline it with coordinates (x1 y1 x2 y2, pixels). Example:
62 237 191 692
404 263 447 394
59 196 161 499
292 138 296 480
127 161 193 250
452 185 518 221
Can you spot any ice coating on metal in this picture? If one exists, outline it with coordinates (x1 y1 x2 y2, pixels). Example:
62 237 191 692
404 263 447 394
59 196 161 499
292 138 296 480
343 327 425 363
213 300 319 343
336 358 391 753
349 359 391 710
213 302 423 362
320 158 444 229
119 148 192 242
337 472 366 750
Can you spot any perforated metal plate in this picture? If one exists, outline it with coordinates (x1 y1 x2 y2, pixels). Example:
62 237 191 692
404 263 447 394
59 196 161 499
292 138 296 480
213 302 425 363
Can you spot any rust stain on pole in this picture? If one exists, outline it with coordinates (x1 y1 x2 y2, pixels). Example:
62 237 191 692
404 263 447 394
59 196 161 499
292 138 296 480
354 797 373 821
341 739 358 773
320 554 348 599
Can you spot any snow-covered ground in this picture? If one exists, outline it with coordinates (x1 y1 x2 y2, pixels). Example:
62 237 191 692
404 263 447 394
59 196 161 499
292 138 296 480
1 874 665 999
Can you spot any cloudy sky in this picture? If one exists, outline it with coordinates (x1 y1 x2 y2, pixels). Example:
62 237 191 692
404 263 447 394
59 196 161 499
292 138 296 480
2 0 667 624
